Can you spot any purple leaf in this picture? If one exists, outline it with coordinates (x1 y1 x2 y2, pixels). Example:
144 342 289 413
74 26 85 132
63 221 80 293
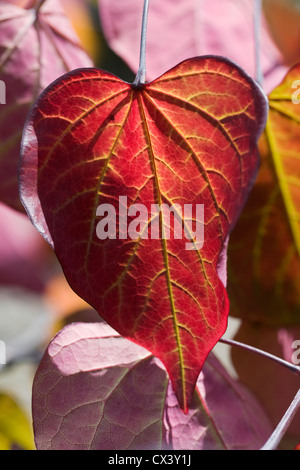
32 322 273 450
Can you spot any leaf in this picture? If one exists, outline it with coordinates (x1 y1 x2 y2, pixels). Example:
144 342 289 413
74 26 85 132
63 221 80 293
228 63 300 325
32 322 273 450
0 393 35 450
0 0 93 211
98 0 287 92
19 57 268 411
231 321 300 447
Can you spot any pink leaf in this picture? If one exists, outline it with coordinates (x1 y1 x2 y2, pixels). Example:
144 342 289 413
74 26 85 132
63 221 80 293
164 352 273 450
32 322 273 450
0 0 93 210
98 0 287 93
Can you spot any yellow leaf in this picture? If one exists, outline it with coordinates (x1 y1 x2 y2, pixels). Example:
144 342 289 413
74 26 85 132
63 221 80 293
0 394 35 450
228 64 300 325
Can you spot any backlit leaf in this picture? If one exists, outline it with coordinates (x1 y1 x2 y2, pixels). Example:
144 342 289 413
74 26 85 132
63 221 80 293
0 0 93 210
228 63 300 325
32 322 273 450
19 57 267 410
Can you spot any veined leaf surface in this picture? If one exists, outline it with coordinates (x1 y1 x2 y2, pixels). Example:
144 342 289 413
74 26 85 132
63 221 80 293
32 322 273 450
19 57 267 410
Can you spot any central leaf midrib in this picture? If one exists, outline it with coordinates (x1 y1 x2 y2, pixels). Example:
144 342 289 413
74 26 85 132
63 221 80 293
137 92 186 407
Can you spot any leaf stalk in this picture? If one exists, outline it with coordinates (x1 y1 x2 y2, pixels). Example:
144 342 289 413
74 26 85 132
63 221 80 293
133 0 150 87
219 337 300 376
254 0 264 86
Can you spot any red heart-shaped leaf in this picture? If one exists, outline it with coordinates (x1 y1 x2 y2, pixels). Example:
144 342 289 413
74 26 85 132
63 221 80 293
19 57 267 410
